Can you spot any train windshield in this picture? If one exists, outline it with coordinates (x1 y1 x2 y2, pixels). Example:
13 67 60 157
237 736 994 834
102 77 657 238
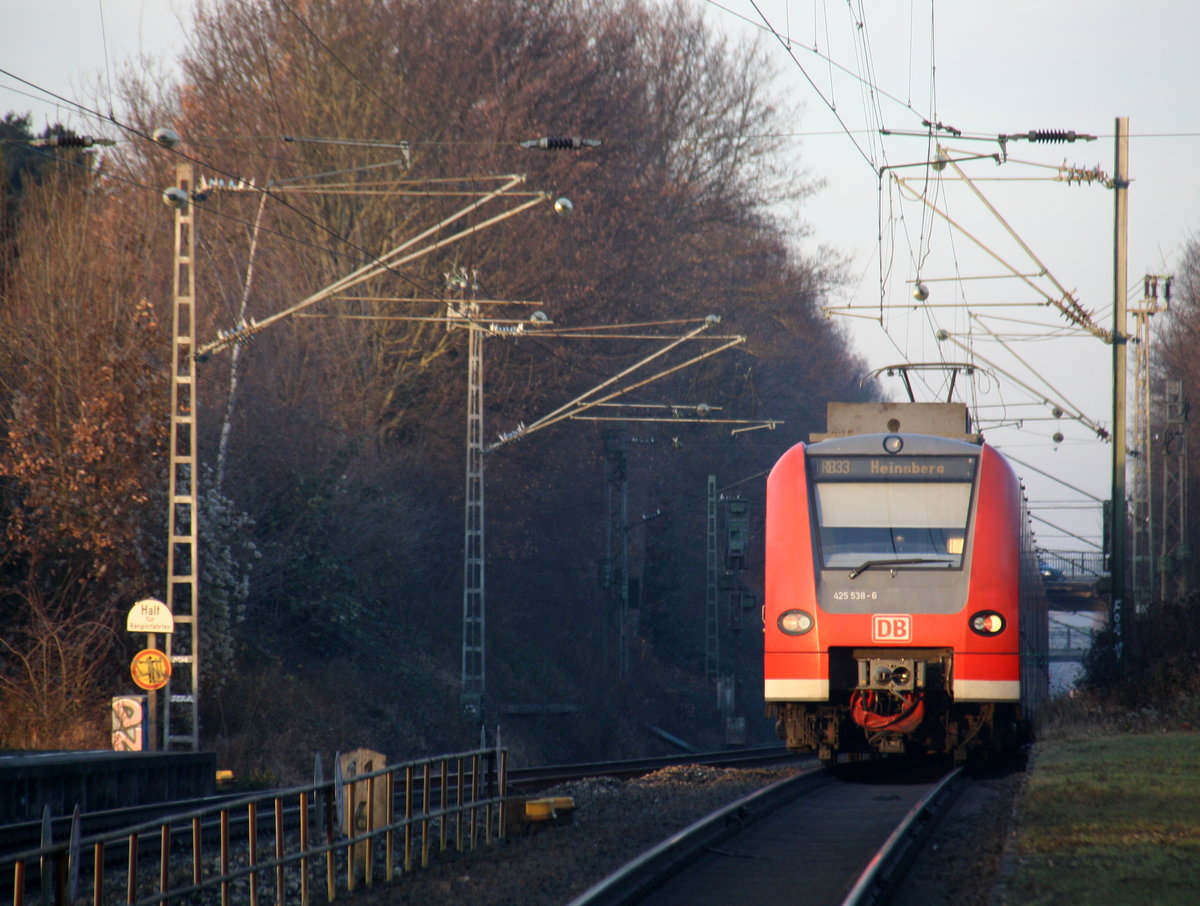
810 455 976 569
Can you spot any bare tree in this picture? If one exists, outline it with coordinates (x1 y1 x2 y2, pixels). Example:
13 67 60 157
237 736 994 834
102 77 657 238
0 577 118 749
0 168 168 591
0 0 870 762
1153 236 1200 592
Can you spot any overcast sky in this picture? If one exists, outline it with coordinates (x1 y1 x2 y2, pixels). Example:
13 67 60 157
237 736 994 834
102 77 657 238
3 0 1198 552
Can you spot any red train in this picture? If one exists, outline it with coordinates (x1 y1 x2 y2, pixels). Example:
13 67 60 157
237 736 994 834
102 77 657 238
764 404 1048 762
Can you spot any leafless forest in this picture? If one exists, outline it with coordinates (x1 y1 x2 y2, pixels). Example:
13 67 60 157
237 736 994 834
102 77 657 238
0 0 970 777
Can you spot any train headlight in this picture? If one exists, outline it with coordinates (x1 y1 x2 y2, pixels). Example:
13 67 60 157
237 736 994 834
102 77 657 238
883 435 904 454
778 610 815 636
969 611 1006 636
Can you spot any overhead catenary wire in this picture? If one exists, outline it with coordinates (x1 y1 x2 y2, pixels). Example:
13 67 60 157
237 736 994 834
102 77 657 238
195 173 550 357
1002 452 1106 502
1 62 607 332
938 332 1107 439
890 170 1108 339
700 0 930 127
694 4 1132 556
1029 512 1102 550
744 0 882 172
274 0 430 141
487 321 747 451
13 122 609 373
0 68 469 303
696 8 1110 417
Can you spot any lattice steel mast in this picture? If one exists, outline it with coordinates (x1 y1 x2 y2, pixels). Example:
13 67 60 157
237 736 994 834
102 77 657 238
165 161 201 750
1160 380 1188 600
1128 276 1168 606
457 272 486 714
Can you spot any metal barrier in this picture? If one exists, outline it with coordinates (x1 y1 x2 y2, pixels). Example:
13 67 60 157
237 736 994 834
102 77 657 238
2 747 507 906
1047 614 1103 662
1039 549 1107 582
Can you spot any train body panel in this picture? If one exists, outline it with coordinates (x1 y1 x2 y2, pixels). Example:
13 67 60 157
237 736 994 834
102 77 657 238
764 420 1048 762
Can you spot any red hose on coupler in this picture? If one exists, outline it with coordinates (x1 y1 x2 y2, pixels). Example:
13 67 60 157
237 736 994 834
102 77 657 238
851 689 926 735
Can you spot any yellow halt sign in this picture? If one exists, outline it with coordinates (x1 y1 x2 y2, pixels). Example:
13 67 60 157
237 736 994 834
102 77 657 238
131 648 172 691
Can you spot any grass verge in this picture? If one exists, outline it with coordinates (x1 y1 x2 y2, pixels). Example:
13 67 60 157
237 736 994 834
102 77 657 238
999 732 1200 905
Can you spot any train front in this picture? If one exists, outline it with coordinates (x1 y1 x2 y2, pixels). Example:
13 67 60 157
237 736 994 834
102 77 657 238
764 430 1036 762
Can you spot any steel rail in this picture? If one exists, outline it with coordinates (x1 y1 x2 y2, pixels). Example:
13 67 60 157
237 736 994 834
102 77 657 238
563 768 835 906
839 766 966 906
508 745 797 789
3 746 799 906
1 747 792 857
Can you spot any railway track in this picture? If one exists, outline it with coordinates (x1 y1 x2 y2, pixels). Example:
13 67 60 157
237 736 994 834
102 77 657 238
0 746 792 859
1 745 799 906
564 760 968 906
508 745 798 789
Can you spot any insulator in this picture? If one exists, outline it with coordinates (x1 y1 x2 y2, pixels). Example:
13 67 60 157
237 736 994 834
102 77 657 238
1027 130 1078 143
32 134 93 148
520 136 601 150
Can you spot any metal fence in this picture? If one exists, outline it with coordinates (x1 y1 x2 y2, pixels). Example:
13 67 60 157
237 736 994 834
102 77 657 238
3 747 507 906
1039 549 1107 582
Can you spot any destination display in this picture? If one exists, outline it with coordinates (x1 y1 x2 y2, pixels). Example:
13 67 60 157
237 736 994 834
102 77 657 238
811 455 976 481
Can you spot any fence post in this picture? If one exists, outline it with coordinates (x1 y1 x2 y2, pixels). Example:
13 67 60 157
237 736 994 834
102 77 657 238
365 775 375 885
385 771 395 882
274 798 285 906
498 748 508 842
125 829 138 906
420 763 431 869
455 758 465 852
323 785 336 903
439 761 449 853
39 806 51 906
91 841 103 906
403 766 413 874
191 816 202 886
220 810 230 906
67 807 79 905
247 802 258 906
299 791 310 906
159 819 170 897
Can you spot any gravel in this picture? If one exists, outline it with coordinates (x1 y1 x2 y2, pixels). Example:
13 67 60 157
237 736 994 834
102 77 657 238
342 765 795 905
888 761 1028 906
341 761 1026 906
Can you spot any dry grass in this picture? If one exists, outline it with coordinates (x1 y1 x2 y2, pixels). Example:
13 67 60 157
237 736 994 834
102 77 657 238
997 728 1200 905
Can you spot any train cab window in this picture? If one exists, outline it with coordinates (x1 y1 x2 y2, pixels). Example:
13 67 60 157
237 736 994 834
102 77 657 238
809 455 976 570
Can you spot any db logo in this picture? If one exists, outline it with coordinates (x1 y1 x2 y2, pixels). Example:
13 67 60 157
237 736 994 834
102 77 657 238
872 614 912 643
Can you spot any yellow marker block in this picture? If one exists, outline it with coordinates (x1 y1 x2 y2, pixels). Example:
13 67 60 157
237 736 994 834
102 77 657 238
524 797 576 821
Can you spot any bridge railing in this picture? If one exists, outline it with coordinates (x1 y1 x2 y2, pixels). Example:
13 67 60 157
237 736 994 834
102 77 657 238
1039 549 1107 582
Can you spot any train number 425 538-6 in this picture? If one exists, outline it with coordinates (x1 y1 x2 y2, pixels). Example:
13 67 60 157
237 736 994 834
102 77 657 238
831 590 878 601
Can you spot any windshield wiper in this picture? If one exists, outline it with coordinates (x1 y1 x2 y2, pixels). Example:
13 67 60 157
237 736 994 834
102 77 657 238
847 557 948 579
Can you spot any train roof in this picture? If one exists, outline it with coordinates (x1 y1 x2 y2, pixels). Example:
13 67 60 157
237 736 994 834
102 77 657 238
806 432 985 457
810 402 982 444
